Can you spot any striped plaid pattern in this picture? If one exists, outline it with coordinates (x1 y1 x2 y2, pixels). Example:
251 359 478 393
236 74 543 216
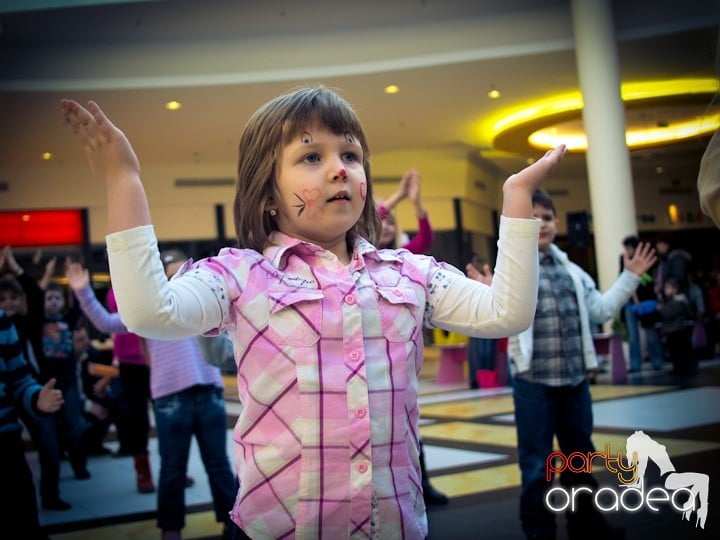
521 254 585 386
189 234 445 539
105 216 540 539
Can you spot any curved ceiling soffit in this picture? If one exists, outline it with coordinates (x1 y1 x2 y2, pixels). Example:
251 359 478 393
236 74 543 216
488 79 720 155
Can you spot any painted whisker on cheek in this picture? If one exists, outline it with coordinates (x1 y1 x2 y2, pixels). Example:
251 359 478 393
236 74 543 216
360 182 367 201
293 189 323 219
293 193 306 217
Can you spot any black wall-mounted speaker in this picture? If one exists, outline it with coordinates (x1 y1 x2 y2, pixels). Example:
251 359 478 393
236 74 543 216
566 211 590 248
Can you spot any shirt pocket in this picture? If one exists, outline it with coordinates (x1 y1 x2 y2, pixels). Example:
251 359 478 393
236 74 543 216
265 288 324 346
377 286 421 342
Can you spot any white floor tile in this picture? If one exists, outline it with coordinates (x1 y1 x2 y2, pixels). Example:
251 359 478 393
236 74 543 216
492 387 720 432
592 387 720 431
423 444 506 473
35 434 226 527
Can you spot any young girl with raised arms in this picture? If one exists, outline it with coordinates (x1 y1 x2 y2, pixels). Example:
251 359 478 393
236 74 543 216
61 87 566 540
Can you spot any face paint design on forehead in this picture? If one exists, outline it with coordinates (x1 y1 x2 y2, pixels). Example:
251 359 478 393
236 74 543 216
293 188 322 219
301 131 312 144
344 131 355 144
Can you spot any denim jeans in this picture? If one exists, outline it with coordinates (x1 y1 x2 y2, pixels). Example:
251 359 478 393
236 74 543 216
55 381 89 473
153 384 238 532
644 325 664 369
512 377 596 539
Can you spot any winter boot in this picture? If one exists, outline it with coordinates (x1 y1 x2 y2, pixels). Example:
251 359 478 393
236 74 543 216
133 452 156 493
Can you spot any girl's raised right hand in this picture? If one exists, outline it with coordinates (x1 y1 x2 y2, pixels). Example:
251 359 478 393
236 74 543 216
60 99 141 186
61 99 151 232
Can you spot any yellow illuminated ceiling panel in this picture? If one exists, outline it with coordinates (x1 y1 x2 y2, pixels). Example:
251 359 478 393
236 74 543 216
481 78 719 154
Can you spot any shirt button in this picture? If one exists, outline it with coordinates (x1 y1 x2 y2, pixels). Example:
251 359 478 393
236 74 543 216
345 294 356 305
349 351 361 362
357 462 368 473
355 407 366 418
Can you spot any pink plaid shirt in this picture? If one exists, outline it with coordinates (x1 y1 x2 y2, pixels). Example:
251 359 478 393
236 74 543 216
106 216 539 539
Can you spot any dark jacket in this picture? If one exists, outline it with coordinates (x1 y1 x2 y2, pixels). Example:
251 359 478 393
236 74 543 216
0 310 45 436
658 294 693 334
15 272 80 387
660 249 692 294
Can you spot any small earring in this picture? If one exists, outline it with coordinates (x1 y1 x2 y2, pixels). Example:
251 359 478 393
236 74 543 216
269 209 277 217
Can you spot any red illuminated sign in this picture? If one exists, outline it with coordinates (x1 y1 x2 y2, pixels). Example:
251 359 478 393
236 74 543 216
0 209 85 247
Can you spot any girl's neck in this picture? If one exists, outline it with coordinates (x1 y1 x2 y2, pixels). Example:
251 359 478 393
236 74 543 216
310 235 352 265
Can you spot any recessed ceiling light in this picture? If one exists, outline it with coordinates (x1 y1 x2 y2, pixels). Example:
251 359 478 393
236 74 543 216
384 85 399 95
488 85 500 99
165 100 182 111
42 152 52 160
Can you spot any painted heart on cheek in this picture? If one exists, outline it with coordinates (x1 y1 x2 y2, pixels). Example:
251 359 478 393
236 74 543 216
293 188 323 219
302 188 321 205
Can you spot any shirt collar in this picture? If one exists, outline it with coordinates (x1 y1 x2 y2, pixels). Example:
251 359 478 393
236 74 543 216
264 231 403 271
540 252 555 266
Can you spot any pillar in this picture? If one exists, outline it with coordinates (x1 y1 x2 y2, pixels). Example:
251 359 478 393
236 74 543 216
570 0 637 298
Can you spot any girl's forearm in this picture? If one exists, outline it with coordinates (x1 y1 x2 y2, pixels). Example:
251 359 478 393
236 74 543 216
106 174 152 233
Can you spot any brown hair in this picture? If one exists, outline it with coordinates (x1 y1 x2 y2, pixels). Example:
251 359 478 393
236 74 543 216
0 277 23 296
531 188 556 216
233 86 381 252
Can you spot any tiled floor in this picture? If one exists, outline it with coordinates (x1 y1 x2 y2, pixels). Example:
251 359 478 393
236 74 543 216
28 352 720 540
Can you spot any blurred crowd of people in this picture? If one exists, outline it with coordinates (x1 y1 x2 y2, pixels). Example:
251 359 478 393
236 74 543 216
620 233 720 377
0 246 244 540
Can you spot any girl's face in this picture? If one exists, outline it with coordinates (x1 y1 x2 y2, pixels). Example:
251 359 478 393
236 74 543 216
72 328 89 357
0 290 23 317
44 289 65 316
274 122 367 262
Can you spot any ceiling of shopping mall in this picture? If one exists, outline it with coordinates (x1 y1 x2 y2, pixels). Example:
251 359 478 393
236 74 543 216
0 0 718 188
